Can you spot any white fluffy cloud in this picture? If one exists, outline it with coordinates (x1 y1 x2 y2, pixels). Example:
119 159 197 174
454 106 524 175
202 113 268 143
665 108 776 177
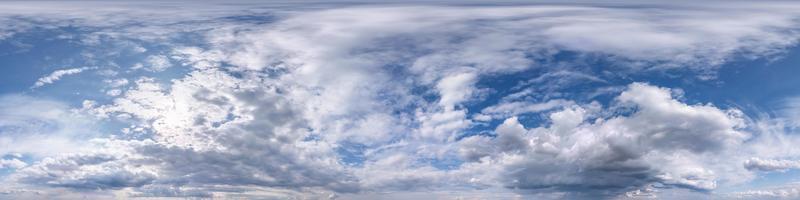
0 158 26 170
61 68 358 195
458 83 749 196
4 1 800 199
143 55 172 72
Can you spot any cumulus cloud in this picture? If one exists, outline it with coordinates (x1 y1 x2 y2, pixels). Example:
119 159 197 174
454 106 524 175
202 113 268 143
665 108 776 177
459 82 748 196
143 55 172 72
436 72 477 109
4 1 800 199
64 68 358 195
0 158 26 170
13 151 156 190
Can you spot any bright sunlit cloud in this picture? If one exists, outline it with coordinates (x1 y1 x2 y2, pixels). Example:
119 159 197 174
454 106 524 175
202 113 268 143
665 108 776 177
2 1 800 199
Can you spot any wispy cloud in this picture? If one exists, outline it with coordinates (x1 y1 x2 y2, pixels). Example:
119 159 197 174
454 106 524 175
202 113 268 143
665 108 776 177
31 67 92 88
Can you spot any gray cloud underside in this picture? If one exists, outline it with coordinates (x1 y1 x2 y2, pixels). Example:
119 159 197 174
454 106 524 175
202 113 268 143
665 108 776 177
3 1 800 199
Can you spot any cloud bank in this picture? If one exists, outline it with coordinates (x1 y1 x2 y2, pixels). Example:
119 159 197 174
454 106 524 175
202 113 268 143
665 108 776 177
2 1 800 199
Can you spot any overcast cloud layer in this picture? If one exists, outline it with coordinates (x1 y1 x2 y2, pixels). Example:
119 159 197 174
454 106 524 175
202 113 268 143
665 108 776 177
2 1 800 199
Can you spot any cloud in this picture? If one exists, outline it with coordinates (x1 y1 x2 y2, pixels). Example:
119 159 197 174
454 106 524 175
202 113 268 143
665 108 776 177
732 182 800 199
205 4 800 83
13 151 157 190
744 158 800 172
0 158 26 170
777 96 800 128
3 1 800 199
478 99 575 121
54 68 358 195
436 72 477 108
143 55 172 72
31 67 92 88
458 82 748 196
0 95 98 157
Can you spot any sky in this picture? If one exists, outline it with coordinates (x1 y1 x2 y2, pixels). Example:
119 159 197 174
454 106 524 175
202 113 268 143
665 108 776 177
1 1 800 199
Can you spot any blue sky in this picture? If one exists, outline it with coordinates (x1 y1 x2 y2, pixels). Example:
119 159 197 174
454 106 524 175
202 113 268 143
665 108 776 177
2 1 800 199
